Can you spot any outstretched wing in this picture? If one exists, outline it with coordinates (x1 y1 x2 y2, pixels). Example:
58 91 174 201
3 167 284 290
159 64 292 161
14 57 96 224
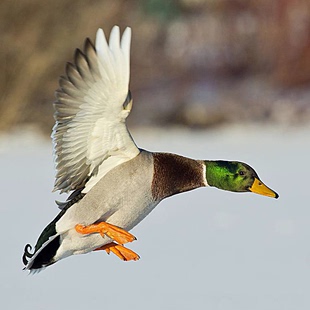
52 26 139 194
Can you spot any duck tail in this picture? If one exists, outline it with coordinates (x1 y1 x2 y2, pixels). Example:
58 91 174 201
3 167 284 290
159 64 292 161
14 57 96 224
23 190 83 273
22 213 63 273
22 235 61 273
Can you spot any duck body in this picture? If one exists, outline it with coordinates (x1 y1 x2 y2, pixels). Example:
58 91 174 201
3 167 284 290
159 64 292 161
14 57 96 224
25 151 206 270
22 25 278 273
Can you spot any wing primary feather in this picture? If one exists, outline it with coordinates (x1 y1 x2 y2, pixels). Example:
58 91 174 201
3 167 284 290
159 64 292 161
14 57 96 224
109 26 120 51
65 62 86 91
74 49 94 87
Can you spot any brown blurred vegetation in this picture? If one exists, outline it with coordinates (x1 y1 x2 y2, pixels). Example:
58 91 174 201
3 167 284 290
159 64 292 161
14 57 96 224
1 0 310 134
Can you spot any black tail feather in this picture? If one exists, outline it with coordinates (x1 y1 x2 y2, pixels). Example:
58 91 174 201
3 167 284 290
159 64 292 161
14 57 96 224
22 244 34 265
22 191 83 271
28 236 60 270
22 208 65 271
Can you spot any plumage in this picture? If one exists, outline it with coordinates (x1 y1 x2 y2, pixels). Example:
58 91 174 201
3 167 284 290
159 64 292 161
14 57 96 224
22 25 279 273
52 25 138 194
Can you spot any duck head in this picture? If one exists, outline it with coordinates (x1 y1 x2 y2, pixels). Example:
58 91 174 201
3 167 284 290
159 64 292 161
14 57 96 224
204 160 279 198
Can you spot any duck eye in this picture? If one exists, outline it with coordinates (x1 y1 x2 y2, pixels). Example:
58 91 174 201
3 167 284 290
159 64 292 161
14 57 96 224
239 171 245 176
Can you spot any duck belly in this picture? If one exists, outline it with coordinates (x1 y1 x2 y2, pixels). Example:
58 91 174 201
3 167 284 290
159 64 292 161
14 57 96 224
54 150 157 260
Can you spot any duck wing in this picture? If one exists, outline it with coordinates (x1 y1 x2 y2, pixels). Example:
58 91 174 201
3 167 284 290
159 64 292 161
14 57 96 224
52 26 139 194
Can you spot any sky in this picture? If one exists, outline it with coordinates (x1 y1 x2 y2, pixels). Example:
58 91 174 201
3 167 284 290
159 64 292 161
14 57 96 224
1 124 309 310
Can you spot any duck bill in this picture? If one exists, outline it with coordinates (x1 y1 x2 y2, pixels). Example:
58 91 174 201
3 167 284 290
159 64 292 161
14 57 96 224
249 178 279 199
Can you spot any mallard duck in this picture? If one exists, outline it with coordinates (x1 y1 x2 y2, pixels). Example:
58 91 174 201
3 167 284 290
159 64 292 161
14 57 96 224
22 25 278 273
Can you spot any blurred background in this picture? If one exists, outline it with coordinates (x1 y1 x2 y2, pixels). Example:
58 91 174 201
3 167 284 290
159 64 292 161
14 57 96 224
1 1 310 310
1 0 310 134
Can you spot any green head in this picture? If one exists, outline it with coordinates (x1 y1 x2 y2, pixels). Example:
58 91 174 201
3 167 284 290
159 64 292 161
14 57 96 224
204 160 279 198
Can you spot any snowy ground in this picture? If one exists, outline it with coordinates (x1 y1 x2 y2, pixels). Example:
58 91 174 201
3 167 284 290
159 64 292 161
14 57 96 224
1 124 309 310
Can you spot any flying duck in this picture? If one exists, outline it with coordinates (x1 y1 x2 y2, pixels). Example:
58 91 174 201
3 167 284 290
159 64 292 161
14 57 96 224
22 25 279 273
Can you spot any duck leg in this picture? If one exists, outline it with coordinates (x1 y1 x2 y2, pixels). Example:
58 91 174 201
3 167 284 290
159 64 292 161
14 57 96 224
94 242 140 261
75 222 136 245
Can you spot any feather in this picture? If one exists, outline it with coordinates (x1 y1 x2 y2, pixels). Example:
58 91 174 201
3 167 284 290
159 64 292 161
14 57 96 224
52 26 140 194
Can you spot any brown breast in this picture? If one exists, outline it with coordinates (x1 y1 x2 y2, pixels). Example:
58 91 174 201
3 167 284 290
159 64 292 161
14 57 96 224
152 152 205 201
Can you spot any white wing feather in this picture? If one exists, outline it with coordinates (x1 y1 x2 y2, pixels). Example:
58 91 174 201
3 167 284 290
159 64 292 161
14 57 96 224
52 26 139 194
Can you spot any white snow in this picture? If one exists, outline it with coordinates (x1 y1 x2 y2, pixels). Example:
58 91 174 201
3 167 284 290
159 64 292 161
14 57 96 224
1 124 309 310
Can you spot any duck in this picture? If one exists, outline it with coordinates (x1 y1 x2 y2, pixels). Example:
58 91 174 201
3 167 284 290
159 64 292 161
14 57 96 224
22 25 279 273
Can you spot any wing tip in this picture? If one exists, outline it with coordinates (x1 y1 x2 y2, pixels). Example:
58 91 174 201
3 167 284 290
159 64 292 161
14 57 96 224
84 37 96 54
95 25 132 51
95 28 106 51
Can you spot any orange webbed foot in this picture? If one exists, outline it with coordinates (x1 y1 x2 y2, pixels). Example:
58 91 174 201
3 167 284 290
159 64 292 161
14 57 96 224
75 222 136 245
95 242 140 261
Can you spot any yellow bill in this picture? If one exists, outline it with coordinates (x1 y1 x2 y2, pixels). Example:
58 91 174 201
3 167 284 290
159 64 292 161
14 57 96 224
249 178 279 199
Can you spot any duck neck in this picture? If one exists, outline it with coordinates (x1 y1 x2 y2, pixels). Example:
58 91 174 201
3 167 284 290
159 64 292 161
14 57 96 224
152 152 206 201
